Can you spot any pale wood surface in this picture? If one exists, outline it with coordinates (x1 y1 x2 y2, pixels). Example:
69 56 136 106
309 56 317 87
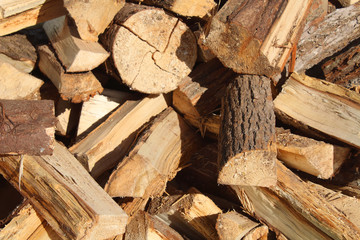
64 0 125 41
0 141 128 240
38 44 103 103
338 0 360 6
43 16 109 72
0 0 66 36
70 94 168 178
274 72 360 149
243 225 268 240
0 0 45 18
105 107 203 198
0 61 43 100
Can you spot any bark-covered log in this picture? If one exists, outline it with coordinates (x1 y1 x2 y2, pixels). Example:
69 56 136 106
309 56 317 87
218 75 277 187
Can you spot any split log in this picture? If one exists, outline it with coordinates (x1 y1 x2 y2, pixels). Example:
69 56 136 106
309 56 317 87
0 62 43 100
306 0 328 28
38 45 103 103
216 211 259 240
70 94 168 178
274 72 360 149
0 0 46 19
43 15 109 72
0 0 66 37
276 130 350 179
124 210 184 240
233 161 360 240
101 3 197 94
205 0 312 77
105 107 203 198
64 0 125 42
0 34 36 73
321 39 360 88
218 75 277 187
0 141 128 240
0 203 61 240
55 100 81 138
338 0 360 6
0 100 55 155
134 0 216 18
243 225 269 240
295 2 360 72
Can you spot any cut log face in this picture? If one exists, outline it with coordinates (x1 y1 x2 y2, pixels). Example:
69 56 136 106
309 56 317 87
105 107 203 198
0 142 128 240
205 0 312 77
218 75 277 187
0 100 55 155
101 3 197 94
274 72 360 149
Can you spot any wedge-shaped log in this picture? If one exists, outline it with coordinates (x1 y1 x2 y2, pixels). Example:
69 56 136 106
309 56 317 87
0 0 66 36
63 0 125 42
295 2 360 72
243 225 269 240
274 72 360 149
0 100 55 155
216 211 260 240
101 3 197 94
0 142 128 240
205 0 312 77
105 107 203 197
234 162 360 240
124 210 184 240
0 34 37 73
218 75 277 186
38 45 103 103
70 94 168 178
0 203 61 240
43 15 109 72
277 130 350 179
0 62 43 100
0 0 47 19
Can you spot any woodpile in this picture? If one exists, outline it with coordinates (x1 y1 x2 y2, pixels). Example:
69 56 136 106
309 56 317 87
1 0 360 239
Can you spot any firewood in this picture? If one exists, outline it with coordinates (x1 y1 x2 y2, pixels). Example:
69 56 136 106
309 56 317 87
218 75 277 187
38 45 103 103
0 141 128 240
105 107 203 198
101 3 197 94
0 62 43 100
321 39 360 88
306 0 328 28
216 211 259 240
0 203 61 240
234 162 360 240
276 130 350 179
0 0 46 19
0 100 55 155
43 16 109 72
338 0 360 6
0 0 66 37
124 210 184 240
205 0 312 77
0 34 36 73
243 225 269 240
274 72 360 149
295 2 360 72
63 0 124 42
134 0 216 19
70 94 168 178
55 100 81 137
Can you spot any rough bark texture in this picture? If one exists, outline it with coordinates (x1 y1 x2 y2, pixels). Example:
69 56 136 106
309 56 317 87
218 75 277 186
0 100 55 155
100 3 197 94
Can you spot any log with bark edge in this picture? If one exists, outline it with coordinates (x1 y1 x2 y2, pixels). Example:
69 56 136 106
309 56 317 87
338 0 360 6
70 94 168 178
101 3 197 94
105 107 203 198
0 62 43 100
0 141 128 240
205 0 312 77
0 0 66 37
0 100 55 155
295 2 360 73
42 15 109 73
274 72 360 149
38 45 103 103
305 0 328 28
218 75 277 187
63 0 125 42
243 225 269 240
0 34 36 73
